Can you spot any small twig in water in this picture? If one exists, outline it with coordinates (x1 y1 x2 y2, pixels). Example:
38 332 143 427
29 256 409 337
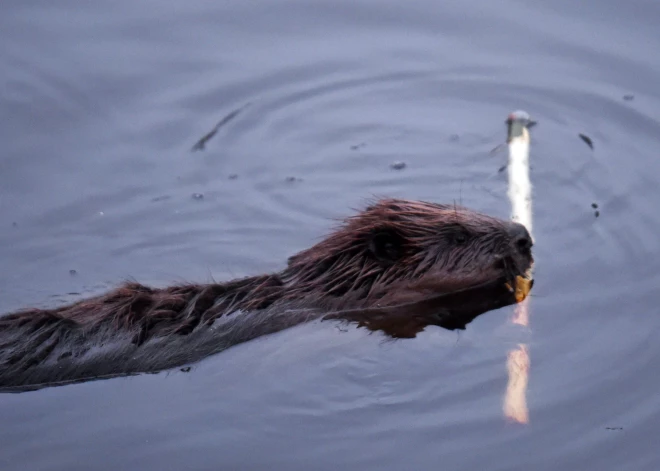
191 102 251 152
578 133 594 150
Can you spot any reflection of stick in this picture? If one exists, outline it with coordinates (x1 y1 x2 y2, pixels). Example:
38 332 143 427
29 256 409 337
504 344 530 423
503 111 534 424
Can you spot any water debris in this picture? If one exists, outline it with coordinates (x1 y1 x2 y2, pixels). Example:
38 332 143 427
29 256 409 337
191 102 251 152
591 202 598 209
285 176 303 183
180 367 192 373
498 165 507 173
594 210 600 218
350 143 366 150
578 133 594 150
69 269 77 276
623 94 634 101
390 161 406 170
151 195 171 203
191 193 204 200
228 174 239 180
605 427 623 431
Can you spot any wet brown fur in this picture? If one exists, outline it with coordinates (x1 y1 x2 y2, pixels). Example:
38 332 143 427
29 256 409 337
0 199 533 391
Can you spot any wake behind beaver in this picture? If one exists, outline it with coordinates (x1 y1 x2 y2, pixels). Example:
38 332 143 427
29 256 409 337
0 199 533 392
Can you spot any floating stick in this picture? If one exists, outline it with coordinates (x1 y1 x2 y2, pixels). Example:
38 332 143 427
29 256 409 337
503 110 534 424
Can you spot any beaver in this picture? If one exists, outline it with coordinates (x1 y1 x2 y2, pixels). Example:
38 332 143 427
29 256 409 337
0 199 533 392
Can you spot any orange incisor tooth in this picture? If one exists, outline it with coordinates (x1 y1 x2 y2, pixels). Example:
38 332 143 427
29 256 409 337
514 275 532 303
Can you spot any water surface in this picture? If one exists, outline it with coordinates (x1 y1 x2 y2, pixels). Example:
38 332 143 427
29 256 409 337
1 1 660 470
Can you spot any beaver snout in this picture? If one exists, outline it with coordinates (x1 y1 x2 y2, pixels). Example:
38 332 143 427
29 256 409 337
507 222 533 256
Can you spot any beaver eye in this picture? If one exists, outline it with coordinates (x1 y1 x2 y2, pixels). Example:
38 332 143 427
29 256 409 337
452 231 469 245
368 229 403 264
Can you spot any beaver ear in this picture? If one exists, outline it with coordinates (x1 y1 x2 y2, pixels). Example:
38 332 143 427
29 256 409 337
367 229 403 264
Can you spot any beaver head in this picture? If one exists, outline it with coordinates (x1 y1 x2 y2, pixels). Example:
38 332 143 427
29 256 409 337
282 199 533 307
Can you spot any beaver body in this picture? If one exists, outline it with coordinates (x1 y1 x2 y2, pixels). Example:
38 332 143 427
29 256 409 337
0 199 533 391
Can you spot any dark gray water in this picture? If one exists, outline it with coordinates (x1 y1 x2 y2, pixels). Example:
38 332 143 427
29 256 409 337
1 1 659 469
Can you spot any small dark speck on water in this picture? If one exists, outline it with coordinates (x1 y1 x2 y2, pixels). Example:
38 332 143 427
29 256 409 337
390 161 406 170
228 174 239 180
350 143 366 150
180 367 192 373
191 193 204 200
285 176 303 183
498 165 507 173
151 195 171 203
69 269 77 276
579 133 594 150
605 427 623 431
592 202 599 209
594 210 600 218
623 95 634 101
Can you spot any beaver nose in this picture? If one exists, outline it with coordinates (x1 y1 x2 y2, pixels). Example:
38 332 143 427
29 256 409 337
508 222 533 254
